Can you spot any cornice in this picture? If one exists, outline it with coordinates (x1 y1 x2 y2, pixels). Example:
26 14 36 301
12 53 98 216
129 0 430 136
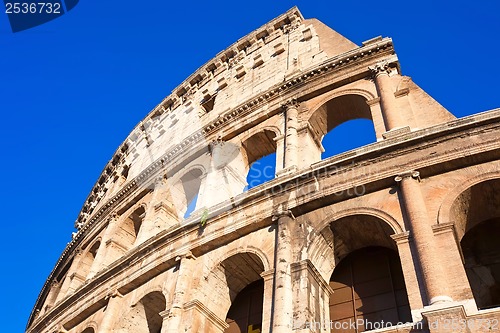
73 37 396 233
28 108 500 332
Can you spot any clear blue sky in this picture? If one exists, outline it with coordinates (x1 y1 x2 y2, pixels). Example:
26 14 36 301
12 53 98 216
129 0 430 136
1 1 499 331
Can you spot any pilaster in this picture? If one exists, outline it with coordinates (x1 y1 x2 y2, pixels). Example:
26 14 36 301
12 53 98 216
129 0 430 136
97 290 123 333
282 99 300 172
271 211 294 333
162 252 196 333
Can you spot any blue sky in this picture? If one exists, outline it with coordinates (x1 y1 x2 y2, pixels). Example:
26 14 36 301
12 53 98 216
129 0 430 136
1 1 499 331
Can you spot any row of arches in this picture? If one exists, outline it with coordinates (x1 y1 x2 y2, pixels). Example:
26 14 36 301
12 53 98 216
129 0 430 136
184 93 378 217
69 177 499 333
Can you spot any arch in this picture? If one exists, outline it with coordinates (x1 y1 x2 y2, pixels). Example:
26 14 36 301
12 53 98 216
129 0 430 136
118 205 146 249
440 176 500 310
203 252 266 321
78 239 101 281
238 125 281 144
307 89 376 116
309 208 403 284
114 291 166 333
177 166 205 218
241 129 278 190
213 246 271 272
317 207 404 236
80 322 98 333
437 171 500 229
306 92 377 159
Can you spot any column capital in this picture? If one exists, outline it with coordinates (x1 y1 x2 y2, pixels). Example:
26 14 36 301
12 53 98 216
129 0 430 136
104 289 123 300
368 60 392 77
391 231 410 244
271 209 295 222
395 170 420 182
281 98 300 110
175 250 196 262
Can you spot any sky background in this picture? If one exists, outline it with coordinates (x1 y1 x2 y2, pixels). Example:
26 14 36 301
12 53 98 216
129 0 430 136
1 1 499 331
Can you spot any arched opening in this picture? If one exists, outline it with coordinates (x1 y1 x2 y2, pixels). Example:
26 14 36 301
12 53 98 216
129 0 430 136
321 119 376 159
118 206 146 249
450 179 500 310
115 291 166 333
78 240 101 281
308 94 376 160
330 247 411 332
328 215 411 332
181 168 203 218
242 130 277 190
225 280 264 333
204 252 265 332
81 327 95 333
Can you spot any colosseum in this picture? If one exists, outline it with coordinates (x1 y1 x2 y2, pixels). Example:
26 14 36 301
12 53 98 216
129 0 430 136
27 7 500 333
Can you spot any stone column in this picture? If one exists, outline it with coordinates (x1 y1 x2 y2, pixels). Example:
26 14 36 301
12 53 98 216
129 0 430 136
369 61 403 131
395 171 451 305
88 214 120 277
283 99 300 172
136 175 179 244
260 270 274 333
432 223 474 304
42 281 61 314
56 249 83 302
271 211 294 333
162 252 196 333
97 291 123 333
391 232 424 314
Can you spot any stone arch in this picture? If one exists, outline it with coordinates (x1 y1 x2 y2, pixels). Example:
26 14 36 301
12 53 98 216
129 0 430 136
308 207 404 283
240 129 278 190
214 245 271 273
437 171 500 238
308 207 411 329
78 239 102 280
80 321 97 333
167 164 207 218
306 90 379 159
117 205 146 250
131 285 167 309
114 291 167 333
203 251 266 322
438 175 500 309
306 88 376 116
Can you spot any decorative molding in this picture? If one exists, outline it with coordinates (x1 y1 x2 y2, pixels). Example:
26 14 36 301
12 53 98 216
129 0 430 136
291 259 334 296
395 170 421 183
391 231 410 244
368 60 392 77
183 299 229 331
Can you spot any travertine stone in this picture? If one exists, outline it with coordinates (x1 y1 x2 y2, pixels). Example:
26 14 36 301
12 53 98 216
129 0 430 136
27 6 500 333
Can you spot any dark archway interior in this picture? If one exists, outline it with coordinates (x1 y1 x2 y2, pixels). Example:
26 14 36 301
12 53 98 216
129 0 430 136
450 179 500 309
225 280 264 333
461 218 500 309
330 214 396 263
329 247 412 333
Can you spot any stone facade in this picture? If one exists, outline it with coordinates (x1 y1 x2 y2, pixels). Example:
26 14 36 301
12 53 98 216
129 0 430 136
27 7 500 333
